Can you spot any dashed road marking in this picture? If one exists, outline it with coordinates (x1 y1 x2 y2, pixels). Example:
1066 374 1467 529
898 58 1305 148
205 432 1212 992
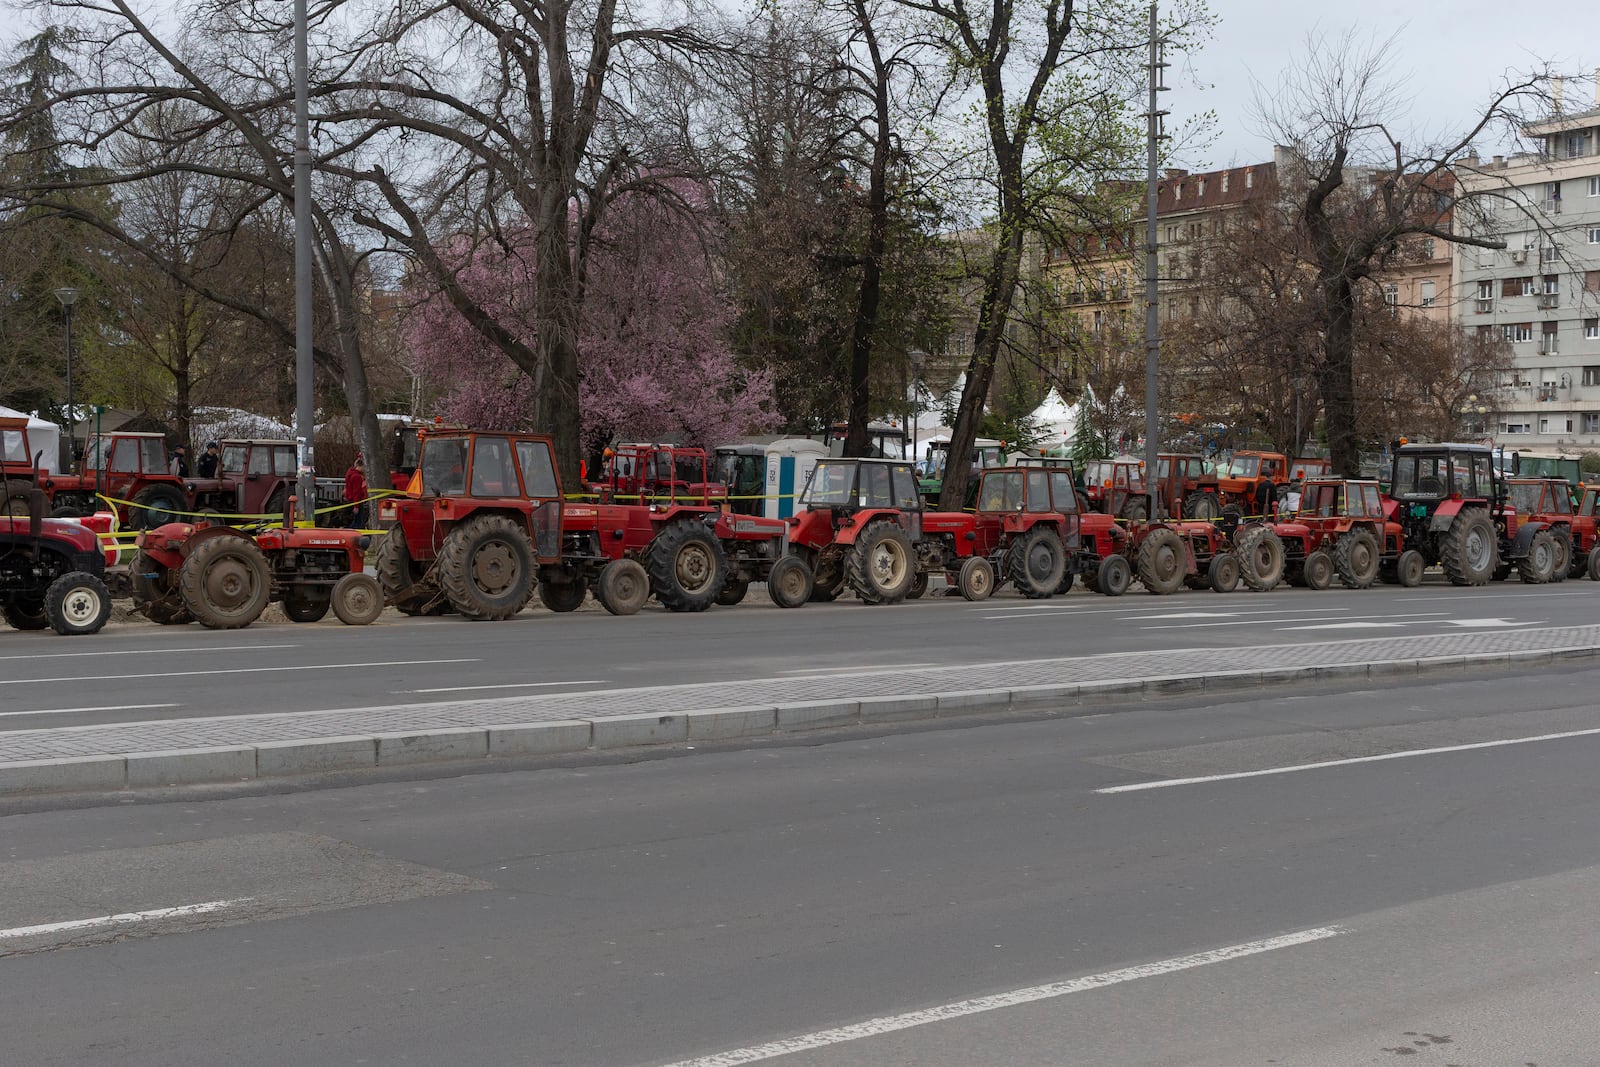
0 659 478 686
400 680 606 694
0 898 252 941
0 644 297 662
0 703 179 719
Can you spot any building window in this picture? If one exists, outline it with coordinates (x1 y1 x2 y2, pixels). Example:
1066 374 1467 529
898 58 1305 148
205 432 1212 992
1420 238 1435 259
1420 280 1436 307
1174 183 1182 201
1476 280 1493 300
1589 228 1600 244
1522 277 1538 296
1221 173 1230 193
1504 323 1534 343
1544 275 1560 294
1197 178 1206 196
1568 133 1589 158
1503 421 1531 434
1383 284 1399 310
1540 418 1551 434
1587 319 1600 340
1586 414 1600 434
1584 366 1600 387
1245 170 1254 189
1590 176 1600 196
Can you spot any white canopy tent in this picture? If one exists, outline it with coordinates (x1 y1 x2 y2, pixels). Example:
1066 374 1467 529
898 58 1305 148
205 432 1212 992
0 404 62 474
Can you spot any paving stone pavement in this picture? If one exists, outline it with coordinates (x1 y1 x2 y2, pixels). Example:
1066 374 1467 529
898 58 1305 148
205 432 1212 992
4 626 1599 765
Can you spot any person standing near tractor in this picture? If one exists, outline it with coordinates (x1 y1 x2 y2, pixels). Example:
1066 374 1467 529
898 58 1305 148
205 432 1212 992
344 455 368 529
196 441 220 478
170 444 189 477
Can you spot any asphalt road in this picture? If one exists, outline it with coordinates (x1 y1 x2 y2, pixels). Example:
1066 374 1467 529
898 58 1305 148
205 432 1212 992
1 576 1597 731
3 665 1600 1065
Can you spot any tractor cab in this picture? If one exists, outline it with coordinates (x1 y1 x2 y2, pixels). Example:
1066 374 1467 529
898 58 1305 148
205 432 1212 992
186 439 298 520
1294 478 1386 521
402 430 563 561
1082 456 1147 519
1154 452 1221 519
799 458 921 514
1290 456 1334 482
712 444 767 516
596 444 726 505
42 432 190 526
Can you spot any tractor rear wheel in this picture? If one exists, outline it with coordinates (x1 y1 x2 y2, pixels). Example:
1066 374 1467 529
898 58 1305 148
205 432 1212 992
1118 497 1148 522
649 520 727 612
179 535 271 629
283 593 331 623
1549 530 1571 582
1517 530 1556 584
1207 553 1240 593
845 520 916 605
1303 549 1334 591
45 572 111 636
1135 527 1187 595
1096 554 1131 596
265 487 289 521
2 598 49 630
1182 492 1222 520
957 556 995 601
767 555 814 609
538 578 588 612
1009 526 1066 599
1397 549 1426 587
130 485 186 528
332 573 384 626
1439 508 1495 586
1333 529 1381 589
439 514 536 619
715 577 750 607
376 528 446 616
1236 526 1285 591
596 559 649 616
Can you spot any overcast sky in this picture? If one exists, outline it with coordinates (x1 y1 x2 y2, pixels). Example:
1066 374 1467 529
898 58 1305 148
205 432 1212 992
1169 0 1598 169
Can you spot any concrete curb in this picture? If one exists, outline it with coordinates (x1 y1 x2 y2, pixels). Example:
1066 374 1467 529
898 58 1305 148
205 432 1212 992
4 645 1599 797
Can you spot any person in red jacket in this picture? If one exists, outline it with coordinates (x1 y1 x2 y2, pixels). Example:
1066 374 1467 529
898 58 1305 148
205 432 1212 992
343 455 368 529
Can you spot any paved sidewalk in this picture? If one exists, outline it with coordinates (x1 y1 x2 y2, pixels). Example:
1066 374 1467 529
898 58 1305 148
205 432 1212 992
5 626 1599 795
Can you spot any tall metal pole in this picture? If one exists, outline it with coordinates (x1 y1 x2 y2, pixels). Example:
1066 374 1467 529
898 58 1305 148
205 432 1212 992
292 0 315 522
1142 3 1166 516
52 286 80 473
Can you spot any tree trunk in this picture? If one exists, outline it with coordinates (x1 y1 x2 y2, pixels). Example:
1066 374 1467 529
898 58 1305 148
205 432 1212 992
535 193 584 488
1319 273 1359 477
939 230 1022 508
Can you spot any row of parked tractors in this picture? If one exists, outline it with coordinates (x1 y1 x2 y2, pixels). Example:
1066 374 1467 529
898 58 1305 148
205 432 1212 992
4 427 1594 635
369 431 1600 620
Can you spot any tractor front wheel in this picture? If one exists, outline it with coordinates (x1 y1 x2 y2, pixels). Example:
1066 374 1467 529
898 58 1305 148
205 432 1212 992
596 559 650 616
957 557 994 602
1397 549 1426 588
132 549 192 625
1303 549 1334 591
1549 530 1571 582
768 555 814 609
439 514 536 620
1588 544 1600 581
649 520 727 612
1207 553 1240 593
1333 529 1380 589
2 597 49 630
283 593 331 623
715 577 750 607
1009 527 1066 598
538 578 588 612
1517 530 1557 584
179 535 271 629
1096 554 1132 596
1439 507 1495 586
45 572 111 636
1236 526 1285 591
845 520 916 605
332 573 384 626
1135 527 1187 595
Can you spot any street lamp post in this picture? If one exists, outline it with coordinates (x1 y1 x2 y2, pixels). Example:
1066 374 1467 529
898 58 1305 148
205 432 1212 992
52 287 80 473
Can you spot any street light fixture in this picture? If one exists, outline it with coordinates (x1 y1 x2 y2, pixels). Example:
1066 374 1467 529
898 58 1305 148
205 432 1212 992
52 287 80 473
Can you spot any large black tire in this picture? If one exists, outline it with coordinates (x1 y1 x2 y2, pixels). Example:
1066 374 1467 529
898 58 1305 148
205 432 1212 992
1397 549 1425 587
1516 529 1556 585
1588 544 1600 581
957 556 995 601
332 573 384 625
264 487 289 522
131 549 192 624
1096 554 1131 596
376 527 445 616
1549 529 1571 583
1008 526 1066 599
538 578 588 612
439 514 536 620
907 570 929 599
650 520 727 612
1439 508 1496 587
1056 569 1076 595
1235 525 1285 591
768 555 814 609
845 520 916 605
1181 492 1222 520
130 484 186 528
1135 527 1187 595
596 559 649 616
2 597 49 630
283 593 331 623
715 577 750 607
1118 496 1149 522
45 572 112 636
1303 549 1334 591
179 535 271 629
1333 529 1380 589
1207 553 1240 593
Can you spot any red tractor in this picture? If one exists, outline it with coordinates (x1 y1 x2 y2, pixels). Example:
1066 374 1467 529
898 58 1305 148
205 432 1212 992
1252 478 1418 589
1082 456 1149 520
959 464 1127 598
1217 449 1288 520
39 431 193 526
1575 485 1600 579
0 485 116 636
1153 453 1223 519
1122 519 1243 595
131 515 380 629
1504 477 1580 583
378 429 809 618
184 439 299 520
589 443 729 506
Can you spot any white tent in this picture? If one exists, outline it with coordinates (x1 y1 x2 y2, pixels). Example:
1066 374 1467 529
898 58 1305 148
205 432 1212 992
1027 388 1077 451
0 404 61 474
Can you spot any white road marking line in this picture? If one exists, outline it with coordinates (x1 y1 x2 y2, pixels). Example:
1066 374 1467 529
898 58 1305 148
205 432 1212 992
1097 725 1600 794
657 926 1344 1067
1395 590 1599 601
1444 618 1542 628
0 703 179 720
1121 608 1352 621
400 680 606 694
0 644 297 662
1141 612 1448 630
1278 622 1404 631
776 662 939 675
0 898 253 941
0 659 478 686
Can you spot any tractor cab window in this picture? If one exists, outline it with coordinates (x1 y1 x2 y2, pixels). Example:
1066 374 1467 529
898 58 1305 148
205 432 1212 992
1471 454 1493 498
2 427 28 465
891 466 919 510
470 436 517 496
1583 490 1598 518
1050 472 1077 512
108 437 139 473
248 447 273 476
273 446 296 477
1391 455 1449 499
516 440 559 499
1507 483 1541 514
397 428 422 470
140 437 166 474
861 463 895 508
1113 465 1130 488
1300 483 1336 516
673 453 706 486
1227 455 1261 478
1025 470 1051 512
422 438 468 496
1547 484 1572 515
530 500 560 558
220 445 247 474
1359 484 1383 516
1262 458 1285 479
977 446 1005 469
83 437 112 471
979 471 1023 512
803 461 857 506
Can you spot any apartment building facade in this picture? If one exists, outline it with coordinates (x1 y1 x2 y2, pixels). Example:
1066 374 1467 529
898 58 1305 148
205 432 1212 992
1455 103 1600 446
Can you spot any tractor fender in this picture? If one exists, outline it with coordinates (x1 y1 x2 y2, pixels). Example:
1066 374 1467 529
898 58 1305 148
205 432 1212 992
177 523 257 559
833 508 906 546
1427 498 1467 533
1511 521 1550 557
